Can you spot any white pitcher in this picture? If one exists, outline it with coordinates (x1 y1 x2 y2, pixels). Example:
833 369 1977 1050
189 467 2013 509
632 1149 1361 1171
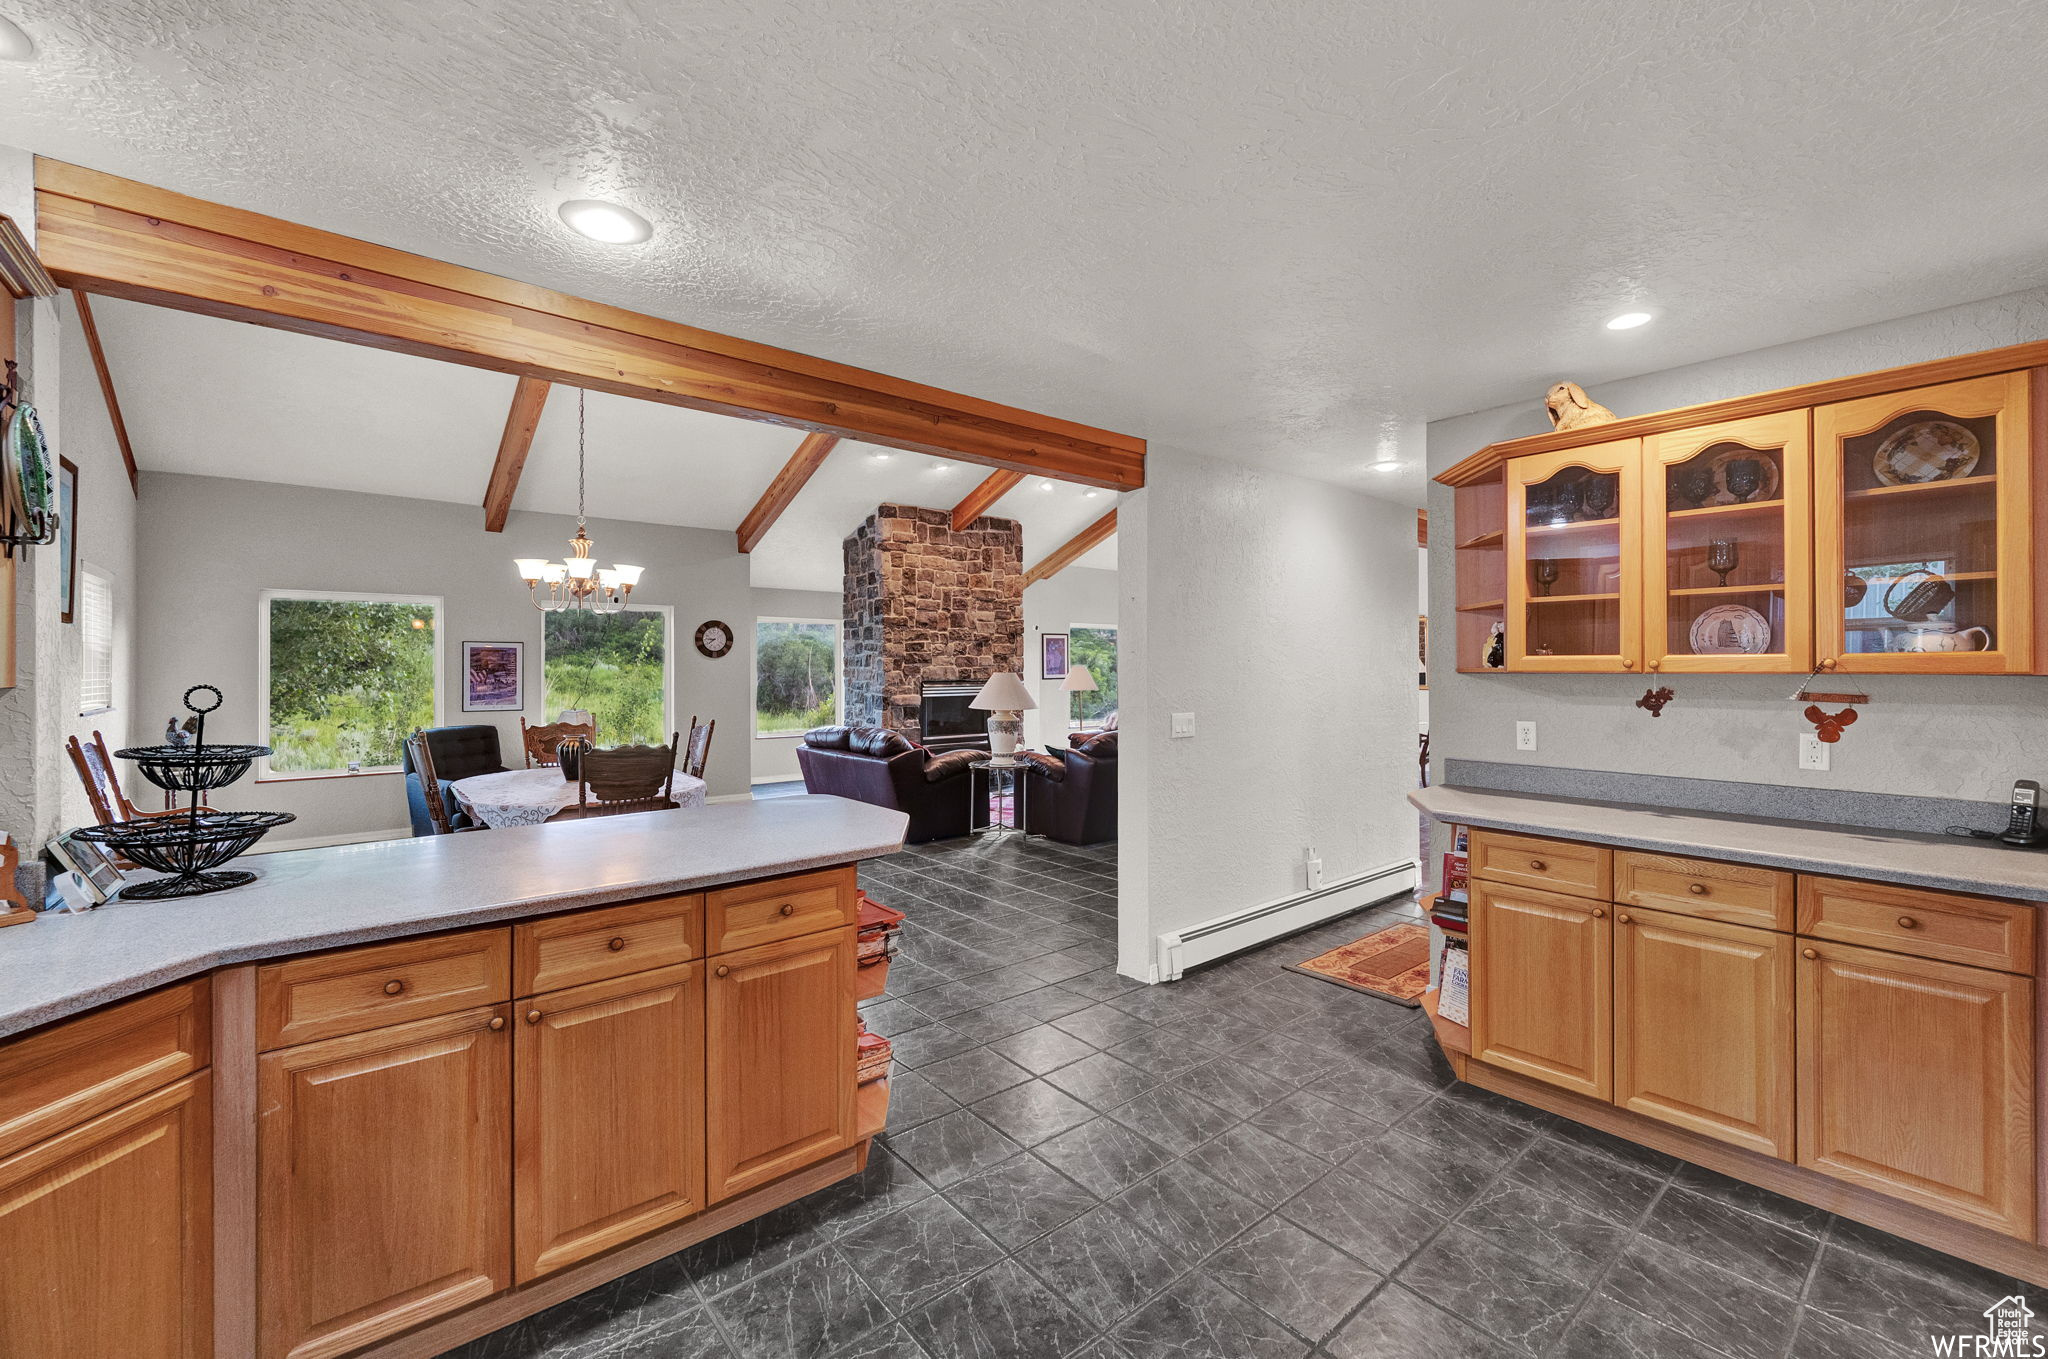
1891 622 1992 653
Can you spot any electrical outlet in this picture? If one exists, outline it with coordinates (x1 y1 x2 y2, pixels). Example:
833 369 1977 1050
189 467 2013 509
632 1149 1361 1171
1171 712 1195 739
1799 733 1830 772
1515 721 1537 752
1304 848 1323 891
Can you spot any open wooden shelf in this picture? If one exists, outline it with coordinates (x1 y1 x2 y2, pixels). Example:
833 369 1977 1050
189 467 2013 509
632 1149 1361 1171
1666 498 1784 521
1455 530 1505 549
1527 592 1620 605
1853 569 1997 584
1420 988 1469 1056
1455 598 1506 613
857 1079 890 1139
1669 582 1787 597
1845 473 1996 502
1526 516 1621 538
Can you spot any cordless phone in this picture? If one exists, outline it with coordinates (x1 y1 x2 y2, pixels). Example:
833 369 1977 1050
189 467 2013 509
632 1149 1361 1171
2002 779 2048 847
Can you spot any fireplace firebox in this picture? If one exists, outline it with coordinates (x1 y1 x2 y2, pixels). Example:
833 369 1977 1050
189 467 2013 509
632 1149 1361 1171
920 681 990 753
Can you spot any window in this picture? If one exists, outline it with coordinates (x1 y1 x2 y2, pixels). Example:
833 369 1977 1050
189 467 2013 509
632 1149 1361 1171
260 591 441 775
1069 624 1118 728
542 608 671 746
755 619 839 736
79 566 114 715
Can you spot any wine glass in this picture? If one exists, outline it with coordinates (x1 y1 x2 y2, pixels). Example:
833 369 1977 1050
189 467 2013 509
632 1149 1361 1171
1550 481 1581 523
1724 459 1764 503
1582 475 1617 520
1708 538 1739 587
1676 465 1716 508
1532 560 1560 597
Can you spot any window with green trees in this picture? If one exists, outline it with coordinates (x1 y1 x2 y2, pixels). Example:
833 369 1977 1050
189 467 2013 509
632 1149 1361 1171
263 593 439 773
543 609 669 746
756 620 838 735
1069 624 1118 728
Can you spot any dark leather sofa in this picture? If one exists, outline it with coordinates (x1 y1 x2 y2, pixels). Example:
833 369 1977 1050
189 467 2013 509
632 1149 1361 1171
1024 730 1118 845
402 725 510 836
796 727 980 843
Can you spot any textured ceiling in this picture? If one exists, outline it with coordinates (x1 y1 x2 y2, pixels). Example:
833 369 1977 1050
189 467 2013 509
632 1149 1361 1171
87 297 1115 591
12 1 2048 506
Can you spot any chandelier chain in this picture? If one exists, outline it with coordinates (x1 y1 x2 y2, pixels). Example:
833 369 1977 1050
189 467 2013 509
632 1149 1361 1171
577 388 588 530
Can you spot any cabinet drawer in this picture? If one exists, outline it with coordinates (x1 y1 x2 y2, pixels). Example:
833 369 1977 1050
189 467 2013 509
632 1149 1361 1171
1467 830 1611 901
1797 876 2035 975
257 929 511 1050
706 867 857 954
1615 851 1794 931
0 979 210 1161
514 894 703 996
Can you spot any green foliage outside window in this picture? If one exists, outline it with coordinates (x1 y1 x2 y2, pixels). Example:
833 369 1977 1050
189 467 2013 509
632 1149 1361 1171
543 610 668 746
1069 625 1118 727
756 621 838 734
266 598 436 772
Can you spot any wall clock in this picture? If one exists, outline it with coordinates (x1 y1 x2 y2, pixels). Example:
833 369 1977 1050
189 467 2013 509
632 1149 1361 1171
694 620 734 659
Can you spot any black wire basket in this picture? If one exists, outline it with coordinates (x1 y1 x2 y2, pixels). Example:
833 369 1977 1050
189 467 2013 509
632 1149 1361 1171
113 744 271 792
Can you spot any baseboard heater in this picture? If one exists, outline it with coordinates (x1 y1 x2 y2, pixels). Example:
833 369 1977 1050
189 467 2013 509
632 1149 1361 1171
1154 859 1418 981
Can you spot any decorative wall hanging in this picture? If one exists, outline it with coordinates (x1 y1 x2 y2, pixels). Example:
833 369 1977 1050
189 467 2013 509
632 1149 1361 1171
1542 381 1617 431
1041 631 1069 679
694 620 733 658
0 359 57 553
1805 705 1859 743
1636 686 1675 718
461 641 525 712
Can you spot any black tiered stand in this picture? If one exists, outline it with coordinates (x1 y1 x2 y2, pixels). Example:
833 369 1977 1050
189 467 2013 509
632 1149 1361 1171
74 684 295 900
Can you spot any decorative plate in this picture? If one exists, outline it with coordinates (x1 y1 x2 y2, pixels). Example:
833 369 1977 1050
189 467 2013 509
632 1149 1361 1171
1689 604 1773 656
1873 421 1979 486
3 400 52 533
1707 448 1780 504
694 620 733 659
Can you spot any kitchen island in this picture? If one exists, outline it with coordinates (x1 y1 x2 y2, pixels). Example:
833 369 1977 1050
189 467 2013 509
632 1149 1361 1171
0 796 908 1358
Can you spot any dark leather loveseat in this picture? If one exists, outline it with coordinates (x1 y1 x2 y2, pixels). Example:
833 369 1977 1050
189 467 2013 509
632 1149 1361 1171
402 725 510 836
1024 730 1117 845
796 727 979 843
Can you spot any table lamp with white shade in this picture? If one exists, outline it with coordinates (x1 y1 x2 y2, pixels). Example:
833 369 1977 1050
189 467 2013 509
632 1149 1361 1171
969 672 1036 757
1060 665 1098 731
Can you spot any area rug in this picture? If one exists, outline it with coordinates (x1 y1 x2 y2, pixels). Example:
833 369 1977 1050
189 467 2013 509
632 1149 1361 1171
1285 922 1432 1007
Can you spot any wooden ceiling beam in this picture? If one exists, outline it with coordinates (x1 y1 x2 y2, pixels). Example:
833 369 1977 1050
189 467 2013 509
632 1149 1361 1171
482 375 551 532
70 290 140 497
736 432 839 554
34 159 1146 491
951 469 1024 532
1022 508 1118 588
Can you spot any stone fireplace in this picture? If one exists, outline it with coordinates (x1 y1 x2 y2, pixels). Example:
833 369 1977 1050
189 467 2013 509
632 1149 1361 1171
843 504 1024 735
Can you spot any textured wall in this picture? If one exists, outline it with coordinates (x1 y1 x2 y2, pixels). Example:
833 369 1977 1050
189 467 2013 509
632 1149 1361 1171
1427 284 2048 806
1121 449 1419 976
842 505 1022 734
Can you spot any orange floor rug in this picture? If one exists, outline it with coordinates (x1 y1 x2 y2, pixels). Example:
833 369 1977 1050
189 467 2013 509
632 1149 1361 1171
1285 922 1432 1006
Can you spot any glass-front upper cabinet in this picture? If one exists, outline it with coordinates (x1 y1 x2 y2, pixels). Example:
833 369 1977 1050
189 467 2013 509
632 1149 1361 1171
1505 439 1643 671
1814 372 2034 673
1641 411 1813 673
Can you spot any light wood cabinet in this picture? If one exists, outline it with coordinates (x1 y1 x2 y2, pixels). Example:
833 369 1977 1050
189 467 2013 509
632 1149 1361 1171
0 977 209 1160
514 893 702 996
1469 880 1612 1100
706 926 857 1201
1467 828 1611 901
1614 906 1794 1158
1614 851 1795 931
258 1004 512 1359
706 866 858 954
1505 438 1645 672
515 962 705 1282
256 928 510 1050
1797 938 2035 1238
0 1073 212 1358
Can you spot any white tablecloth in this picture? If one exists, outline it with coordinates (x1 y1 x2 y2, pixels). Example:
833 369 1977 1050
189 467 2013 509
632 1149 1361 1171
450 766 708 829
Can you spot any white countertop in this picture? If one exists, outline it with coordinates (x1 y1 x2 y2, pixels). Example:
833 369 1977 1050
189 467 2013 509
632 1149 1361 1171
0 796 908 1038
1411 784 2048 902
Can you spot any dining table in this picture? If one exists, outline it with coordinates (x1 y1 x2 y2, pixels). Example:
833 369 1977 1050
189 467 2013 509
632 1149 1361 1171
449 766 708 830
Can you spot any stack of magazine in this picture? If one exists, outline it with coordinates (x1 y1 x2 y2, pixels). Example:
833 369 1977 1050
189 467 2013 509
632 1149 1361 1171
1432 826 1470 1024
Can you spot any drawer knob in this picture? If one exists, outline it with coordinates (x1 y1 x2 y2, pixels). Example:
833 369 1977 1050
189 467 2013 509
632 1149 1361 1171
780 903 796 917
383 979 405 995
608 936 627 951
1802 948 1819 960
1687 883 1708 896
1590 907 1606 919
488 1016 506 1031
1528 859 1547 871
716 965 731 979
1617 912 1632 924
1897 915 1918 929
526 1009 543 1024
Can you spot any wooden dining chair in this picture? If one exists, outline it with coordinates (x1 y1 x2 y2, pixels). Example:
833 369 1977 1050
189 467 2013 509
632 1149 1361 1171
683 716 715 781
404 728 485 835
560 733 680 820
519 717 598 768
66 731 196 824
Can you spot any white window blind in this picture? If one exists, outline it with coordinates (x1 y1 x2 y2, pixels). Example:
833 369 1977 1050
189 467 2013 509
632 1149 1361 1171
80 568 113 713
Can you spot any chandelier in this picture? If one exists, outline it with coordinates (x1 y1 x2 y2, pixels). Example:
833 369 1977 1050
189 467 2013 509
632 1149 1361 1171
514 389 644 613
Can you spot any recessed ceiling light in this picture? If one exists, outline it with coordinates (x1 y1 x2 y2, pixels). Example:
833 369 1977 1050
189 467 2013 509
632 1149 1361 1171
870 451 893 462
1038 480 1055 491
1368 460 1403 474
1606 311 1652 330
0 17 33 60
929 459 952 472
1083 489 1100 498
557 199 654 245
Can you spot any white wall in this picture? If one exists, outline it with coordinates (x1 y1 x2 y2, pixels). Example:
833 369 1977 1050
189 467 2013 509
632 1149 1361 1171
136 473 757 844
1121 449 1419 978
1023 565 1118 752
748 586 840 784
1427 283 2048 804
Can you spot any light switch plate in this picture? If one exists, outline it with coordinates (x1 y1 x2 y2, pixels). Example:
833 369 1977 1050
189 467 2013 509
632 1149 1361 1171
1171 712 1195 738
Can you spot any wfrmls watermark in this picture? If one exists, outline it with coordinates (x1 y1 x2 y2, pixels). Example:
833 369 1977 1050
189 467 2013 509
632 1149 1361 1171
1928 1296 2042 1357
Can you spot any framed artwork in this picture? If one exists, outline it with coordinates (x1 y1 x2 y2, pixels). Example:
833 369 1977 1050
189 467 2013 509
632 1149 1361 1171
57 456 76 624
461 640 525 712
1041 632 1069 680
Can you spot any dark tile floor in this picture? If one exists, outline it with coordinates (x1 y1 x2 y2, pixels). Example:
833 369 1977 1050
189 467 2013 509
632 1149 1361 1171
449 836 2027 1358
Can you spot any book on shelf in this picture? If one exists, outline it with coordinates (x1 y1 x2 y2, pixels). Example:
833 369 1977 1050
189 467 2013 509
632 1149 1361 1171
1438 942 1470 1026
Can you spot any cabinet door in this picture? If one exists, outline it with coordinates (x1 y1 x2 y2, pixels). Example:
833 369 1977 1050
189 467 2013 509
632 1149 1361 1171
1797 940 2034 1237
1469 881 1612 1099
706 926 856 1201
0 1073 211 1358
1614 907 1793 1158
515 962 706 1282
1642 410 1813 673
1813 370 2034 673
258 1006 511 1359
1505 438 1644 672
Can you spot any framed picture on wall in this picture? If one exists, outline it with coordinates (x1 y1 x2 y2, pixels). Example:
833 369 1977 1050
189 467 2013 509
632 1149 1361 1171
1041 632 1069 680
57 457 77 624
461 640 525 712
